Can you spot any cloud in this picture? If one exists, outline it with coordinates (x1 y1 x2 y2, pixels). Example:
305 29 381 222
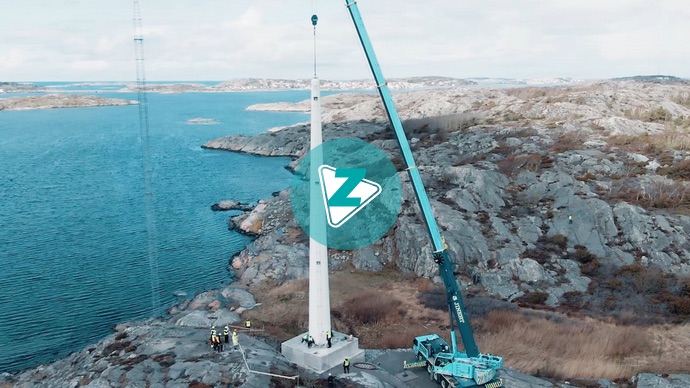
0 0 688 81
0 49 27 72
69 60 110 71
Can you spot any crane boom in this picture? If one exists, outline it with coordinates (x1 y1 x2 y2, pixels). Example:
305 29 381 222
344 0 478 358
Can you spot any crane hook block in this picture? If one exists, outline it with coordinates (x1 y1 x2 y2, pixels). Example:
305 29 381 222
311 14 318 26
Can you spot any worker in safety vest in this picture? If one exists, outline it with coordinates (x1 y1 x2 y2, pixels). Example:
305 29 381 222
245 319 251 330
326 330 333 348
215 333 223 352
343 358 350 374
211 333 219 352
210 326 217 345
223 325 230 344
232 329 239 350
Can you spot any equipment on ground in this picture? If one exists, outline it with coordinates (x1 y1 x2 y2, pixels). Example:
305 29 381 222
343 2 503 387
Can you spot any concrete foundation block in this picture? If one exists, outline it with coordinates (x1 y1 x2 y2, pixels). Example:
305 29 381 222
281 331 364 374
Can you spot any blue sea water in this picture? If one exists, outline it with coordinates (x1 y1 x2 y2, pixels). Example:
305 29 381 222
0 89 315 373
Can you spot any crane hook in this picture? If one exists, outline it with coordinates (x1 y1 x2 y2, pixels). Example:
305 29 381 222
311 14 318 26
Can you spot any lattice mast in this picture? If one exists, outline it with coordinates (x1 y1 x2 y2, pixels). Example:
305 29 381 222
133 0 161 316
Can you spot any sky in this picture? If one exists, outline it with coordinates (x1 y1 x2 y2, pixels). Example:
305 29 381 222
0 0 688 82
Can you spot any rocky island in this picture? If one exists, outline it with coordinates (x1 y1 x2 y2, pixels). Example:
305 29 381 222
118 76 585 94
0 94 137 111
3 77 690 388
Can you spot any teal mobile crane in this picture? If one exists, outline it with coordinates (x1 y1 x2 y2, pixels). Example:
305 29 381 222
343 2 503 387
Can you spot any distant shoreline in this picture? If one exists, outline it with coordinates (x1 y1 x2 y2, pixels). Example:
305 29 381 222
0 94 137 111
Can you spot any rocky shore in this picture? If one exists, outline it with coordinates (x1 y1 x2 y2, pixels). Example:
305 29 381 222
3 78 690 387
219 80 690 299
0 94 137 111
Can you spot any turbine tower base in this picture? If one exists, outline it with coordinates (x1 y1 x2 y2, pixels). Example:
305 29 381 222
281 330 364 374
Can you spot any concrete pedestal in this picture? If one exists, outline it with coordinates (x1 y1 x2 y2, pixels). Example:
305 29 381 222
281 331 364 374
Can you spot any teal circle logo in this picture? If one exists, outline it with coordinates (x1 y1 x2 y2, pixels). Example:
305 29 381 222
290 138 402 250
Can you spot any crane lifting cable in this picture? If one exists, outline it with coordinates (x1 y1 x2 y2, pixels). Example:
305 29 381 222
132 0 161 317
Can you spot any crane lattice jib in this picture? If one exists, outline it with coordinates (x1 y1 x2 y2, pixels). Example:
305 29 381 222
344 0 479 358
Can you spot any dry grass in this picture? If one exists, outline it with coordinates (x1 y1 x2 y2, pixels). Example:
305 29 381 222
266 278 309 298
672 92 690 108
551 132 586 153
340 290 402 324
607 131 690 153
658 158 690 181
242 268 690 381
503 85 602 101
496 153 550 176
608 177 690 211
475 310 690 380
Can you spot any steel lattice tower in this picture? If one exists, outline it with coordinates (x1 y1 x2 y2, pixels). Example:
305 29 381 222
133 0 161 317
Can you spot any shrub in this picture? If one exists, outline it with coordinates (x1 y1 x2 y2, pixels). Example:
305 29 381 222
569 246 594 264
497 153 544 176
668 296 690 316
465 296 517 320
340 290 402 325
658 158 690 181
580 259 601 276
646 107 671 123
517 291 549 305
672 92 690 108
605 279 624 290
545 234 568 249
616 264 644 276
632 267 666 293
634 178 690 209
418 287 447 311
551 133 585 153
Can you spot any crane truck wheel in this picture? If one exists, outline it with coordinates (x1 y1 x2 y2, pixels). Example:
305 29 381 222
417 352 424 361
440 379 449 388
427 364 434 380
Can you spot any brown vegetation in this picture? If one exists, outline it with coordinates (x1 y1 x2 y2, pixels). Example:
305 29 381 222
242 266 690 381
475 309 690 380
606 132 690 153
496 153 553 176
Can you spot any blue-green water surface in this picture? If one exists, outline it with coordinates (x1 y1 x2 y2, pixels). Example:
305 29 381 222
0 89 312 373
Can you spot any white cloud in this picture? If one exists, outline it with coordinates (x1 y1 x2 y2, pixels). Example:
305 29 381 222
0 49 27 72
0 0 688 81
70 60 109 71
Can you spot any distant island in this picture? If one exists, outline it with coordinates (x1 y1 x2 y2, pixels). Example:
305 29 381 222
3 76 687 96
612 75 689 84
0 94 137 111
